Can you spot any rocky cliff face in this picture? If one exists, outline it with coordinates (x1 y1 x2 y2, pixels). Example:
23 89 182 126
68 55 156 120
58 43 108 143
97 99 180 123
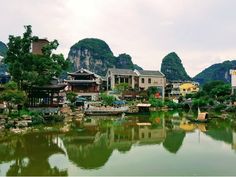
161 52 191 81
193 60 236 85
68 38 142 76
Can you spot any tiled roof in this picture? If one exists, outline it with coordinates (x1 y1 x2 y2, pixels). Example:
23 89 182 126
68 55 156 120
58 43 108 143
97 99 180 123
108 68 137 76
137 70 164 77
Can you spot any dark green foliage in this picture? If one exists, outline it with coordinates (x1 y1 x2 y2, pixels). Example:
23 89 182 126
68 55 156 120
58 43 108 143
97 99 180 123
193 60 236 85
47 115 65 122
213 104 227 112
70 38 114 60
4 25 68 89
0 41 7 57
100 93 116 106
148 95 163 107
31 112 44 125
202 81 231 102
115 83 130 93
66 91 77 103
116 53 134 69
161 52 191 81
165 101 179 109
192 98 208 108
147 86 159 97
0 81 27 115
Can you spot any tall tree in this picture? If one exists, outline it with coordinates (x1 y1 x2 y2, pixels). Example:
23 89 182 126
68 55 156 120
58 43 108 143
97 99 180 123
4 25 68 89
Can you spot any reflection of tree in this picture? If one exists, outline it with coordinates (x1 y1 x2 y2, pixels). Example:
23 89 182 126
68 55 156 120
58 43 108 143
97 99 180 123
0 133 68 176
64 133 113 169
163 130 185 154
205 119 232 144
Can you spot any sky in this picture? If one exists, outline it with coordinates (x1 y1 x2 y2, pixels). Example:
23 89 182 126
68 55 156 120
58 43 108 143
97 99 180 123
0 0 236 77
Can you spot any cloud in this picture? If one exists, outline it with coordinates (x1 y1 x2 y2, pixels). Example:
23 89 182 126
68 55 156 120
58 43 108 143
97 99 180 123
0 0 236 77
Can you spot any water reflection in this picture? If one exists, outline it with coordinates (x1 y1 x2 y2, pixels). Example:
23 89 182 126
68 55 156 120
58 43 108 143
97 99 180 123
0 133 67 176
0 111 236 176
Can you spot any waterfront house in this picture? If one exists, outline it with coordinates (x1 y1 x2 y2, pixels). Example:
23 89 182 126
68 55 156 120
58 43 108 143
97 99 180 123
66 68 102 101
179 82 199 96
134 70 166 91
106 68 138 90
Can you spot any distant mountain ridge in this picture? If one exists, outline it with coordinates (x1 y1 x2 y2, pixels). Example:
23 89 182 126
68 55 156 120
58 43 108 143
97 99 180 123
67 38 142 76
193 60 236 85
161 52 191 81
0 41 7 57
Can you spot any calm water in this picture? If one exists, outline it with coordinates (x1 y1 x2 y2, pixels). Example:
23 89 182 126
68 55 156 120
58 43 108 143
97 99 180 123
0 111 236 176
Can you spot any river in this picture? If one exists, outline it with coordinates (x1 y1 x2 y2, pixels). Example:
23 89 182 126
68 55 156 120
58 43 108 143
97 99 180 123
0 111 236 176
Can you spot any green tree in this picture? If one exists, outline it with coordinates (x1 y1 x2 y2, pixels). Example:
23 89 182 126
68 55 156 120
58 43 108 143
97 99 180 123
100 93 116 106
4 25 68 89
148 95 163 107
0 81 26 115
115 83 130 93
66 91 77 103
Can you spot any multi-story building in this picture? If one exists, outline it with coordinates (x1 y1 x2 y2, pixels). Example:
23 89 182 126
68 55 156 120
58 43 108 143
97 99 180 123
106 68 138 90
66 68 102 100
134 70 166 91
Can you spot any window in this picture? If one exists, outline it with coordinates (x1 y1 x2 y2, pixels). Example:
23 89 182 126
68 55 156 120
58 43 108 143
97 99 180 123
148 78 151 84
148 132 151 138
141 78 145 83
115 77 119 84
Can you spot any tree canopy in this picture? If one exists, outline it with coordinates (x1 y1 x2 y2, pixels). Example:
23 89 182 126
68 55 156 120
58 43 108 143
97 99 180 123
4 25 68 89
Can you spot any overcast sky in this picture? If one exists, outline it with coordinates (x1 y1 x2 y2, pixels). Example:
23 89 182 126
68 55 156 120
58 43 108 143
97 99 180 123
1 0 236 77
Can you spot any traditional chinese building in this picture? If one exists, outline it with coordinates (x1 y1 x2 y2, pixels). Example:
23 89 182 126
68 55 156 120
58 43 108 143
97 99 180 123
66 68 102 100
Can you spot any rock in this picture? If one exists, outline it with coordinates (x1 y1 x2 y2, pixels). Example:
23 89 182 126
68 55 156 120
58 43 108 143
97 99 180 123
16 120 28 128
0 119 6 125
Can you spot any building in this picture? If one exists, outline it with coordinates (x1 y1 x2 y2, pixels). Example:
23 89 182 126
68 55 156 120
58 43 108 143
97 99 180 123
134 70 166 91
166 81 199 97
27 78 66 108
230 69 236 94
32 39 49 55
106 68 138 90
66 68 102 100
179 82 199 96
135 70 166 100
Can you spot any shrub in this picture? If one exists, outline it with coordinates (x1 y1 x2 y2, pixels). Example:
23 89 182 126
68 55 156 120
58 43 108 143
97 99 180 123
149 95 163 107
213 104 227 112
165 101 178 109
100 93 116 106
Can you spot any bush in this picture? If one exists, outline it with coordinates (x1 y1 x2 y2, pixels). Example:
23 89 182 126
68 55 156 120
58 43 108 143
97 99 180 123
192 98 208 109
30 112 44 125
100 93 116 106
213 104 227 112
149 95 163 107
165 101 178 109
49 115 65 122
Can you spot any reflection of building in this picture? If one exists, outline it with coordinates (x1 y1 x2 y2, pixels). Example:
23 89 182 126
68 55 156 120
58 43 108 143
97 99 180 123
232 131 236 150
138 124 166 144
66 68 102 100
